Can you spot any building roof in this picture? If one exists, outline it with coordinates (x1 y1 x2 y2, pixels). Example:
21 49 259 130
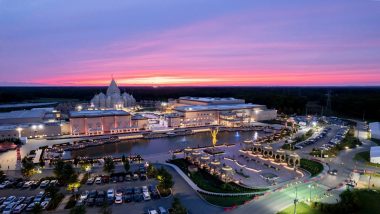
70 110 130 118
179 96 244 104
0 108 54 120
174 103 265 112
370 146 380 158
131 114 147 120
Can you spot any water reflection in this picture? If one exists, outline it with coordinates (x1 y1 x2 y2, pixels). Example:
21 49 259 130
72 131 259 158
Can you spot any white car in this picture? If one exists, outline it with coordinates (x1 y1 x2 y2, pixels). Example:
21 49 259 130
22 181 33 188
142 186 149 193
143 191 151 201
114 195 123 204
95 177 102 184
107 189 115 198
148 209 158 214
40 180 50 188
158 207 168 214
40 201 49 210
80 191 89 200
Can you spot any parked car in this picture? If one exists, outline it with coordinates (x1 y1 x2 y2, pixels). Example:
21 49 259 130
107 189 115 199
3 196 16 206
16 181 25 188
22 181 33 189
0 181 12 189
148 209 158 214
26 202 38 212
96 191 106 206
95 177 102 185
0 197 6 204
12 203 27 214
158 206 168 214
40 180 50 188
2 202 17 214
50 180 58 187
125 174 132 181
133 173 139 181
124 194 133 203
114 195 123 204
86 177 95 185
23 196 34 205
143 192 151 201
14 197 25 205
80 191 89 200
40 201 49 210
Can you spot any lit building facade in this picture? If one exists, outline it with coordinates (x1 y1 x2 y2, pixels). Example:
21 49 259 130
69 110 138 135
167 97 277 128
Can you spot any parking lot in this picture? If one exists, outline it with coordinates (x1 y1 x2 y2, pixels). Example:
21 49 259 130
0 163 172 214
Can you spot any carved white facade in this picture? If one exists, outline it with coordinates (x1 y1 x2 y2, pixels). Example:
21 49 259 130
90 78 136 110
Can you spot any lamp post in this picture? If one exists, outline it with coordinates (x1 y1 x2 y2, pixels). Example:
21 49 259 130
16 127 22 138
293 186 298 214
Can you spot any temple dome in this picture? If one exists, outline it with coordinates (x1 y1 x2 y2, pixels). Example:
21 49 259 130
90 79 136 109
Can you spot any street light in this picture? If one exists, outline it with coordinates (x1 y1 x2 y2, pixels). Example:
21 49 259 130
16 127 23 138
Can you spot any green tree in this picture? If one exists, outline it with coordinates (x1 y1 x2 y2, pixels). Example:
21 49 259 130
123 159 130 173
147 164 158 178
21 157 36 179
53 159 78 185
103 157 115 175
121 154 126 163
157 167 174 190
70 205 86 214
171 197 187 214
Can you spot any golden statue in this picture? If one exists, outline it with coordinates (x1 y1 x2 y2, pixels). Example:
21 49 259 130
210 128 219 147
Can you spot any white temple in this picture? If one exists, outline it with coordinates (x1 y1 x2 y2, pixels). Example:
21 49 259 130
90 78 136 110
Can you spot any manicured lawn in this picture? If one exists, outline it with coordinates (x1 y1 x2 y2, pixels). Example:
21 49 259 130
200 193 254 207
278 202 322 214
371 138 380 146
300 159 323 177
169 158 265 193
354 151 380 168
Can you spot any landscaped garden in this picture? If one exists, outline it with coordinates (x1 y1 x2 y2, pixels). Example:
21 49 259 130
200 193 255 207
168 158 265 193
300 159 323 177
354 151 380 168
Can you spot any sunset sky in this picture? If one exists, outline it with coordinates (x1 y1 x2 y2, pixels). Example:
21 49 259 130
0 0 379 86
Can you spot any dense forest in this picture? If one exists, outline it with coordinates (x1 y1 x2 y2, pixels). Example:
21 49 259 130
0 87 379 121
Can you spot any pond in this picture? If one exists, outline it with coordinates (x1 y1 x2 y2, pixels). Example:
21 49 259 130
71 131 264 158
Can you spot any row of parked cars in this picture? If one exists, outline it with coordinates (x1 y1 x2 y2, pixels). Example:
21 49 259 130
0 191 51 214
295 127 331 149
87 172 148 185
0 179 59 190
319 127 349 151
77 185 160 207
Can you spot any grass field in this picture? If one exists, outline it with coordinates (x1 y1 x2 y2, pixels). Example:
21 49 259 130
354 151 380 168
200 193 255 207
300 159 324 177
277 202 322 214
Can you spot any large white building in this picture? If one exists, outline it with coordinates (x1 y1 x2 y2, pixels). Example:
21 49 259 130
370 122 380 140
370 146 380 164
166 97 277 127
90 78 136 110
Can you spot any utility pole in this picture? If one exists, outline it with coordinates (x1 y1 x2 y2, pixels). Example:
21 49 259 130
293 186 298 214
